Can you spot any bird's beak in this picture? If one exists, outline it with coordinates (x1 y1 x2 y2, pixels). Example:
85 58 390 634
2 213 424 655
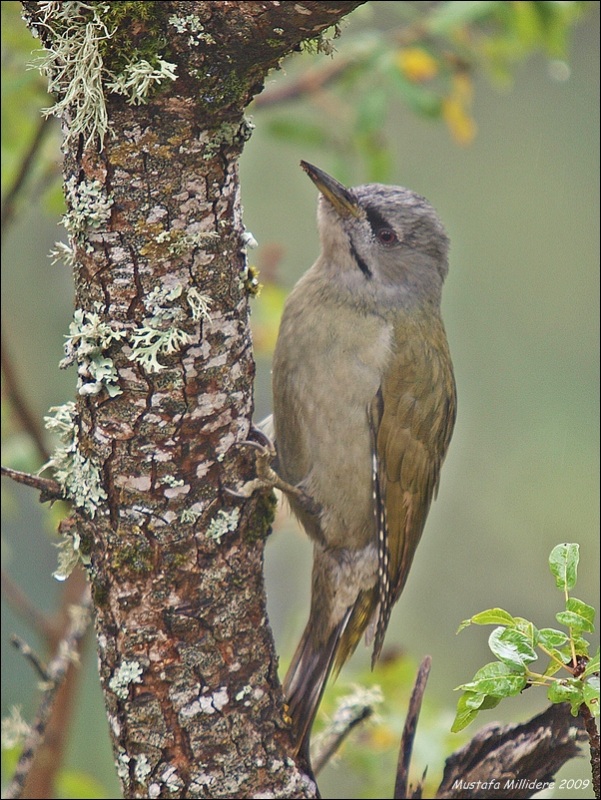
300 161 363 219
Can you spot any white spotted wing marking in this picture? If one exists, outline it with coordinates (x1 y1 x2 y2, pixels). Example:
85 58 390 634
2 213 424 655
369 399 393 666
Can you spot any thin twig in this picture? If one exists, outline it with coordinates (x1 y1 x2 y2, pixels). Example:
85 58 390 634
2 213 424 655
22 567 91 798
10 635 50 682
1 326 52 464
0 115 53 237
312 704 373 775
0 569 58 643
1 114 55 464
1 465 64 502
3 587 92 800
394 655 432 799
253 58 354 108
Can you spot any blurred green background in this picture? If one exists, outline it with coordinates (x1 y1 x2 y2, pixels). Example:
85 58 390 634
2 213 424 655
2 2 599 797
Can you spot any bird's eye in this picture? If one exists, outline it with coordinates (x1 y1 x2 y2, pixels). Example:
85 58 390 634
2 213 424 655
376 228 397 246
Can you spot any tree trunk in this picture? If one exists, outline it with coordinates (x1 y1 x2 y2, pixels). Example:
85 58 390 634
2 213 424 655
20 3 364 797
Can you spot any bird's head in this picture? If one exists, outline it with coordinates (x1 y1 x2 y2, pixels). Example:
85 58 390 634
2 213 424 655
301 161 449 310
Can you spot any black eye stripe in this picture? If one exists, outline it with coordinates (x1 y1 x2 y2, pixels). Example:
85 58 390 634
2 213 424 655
366 206 391 234
348 236 372 279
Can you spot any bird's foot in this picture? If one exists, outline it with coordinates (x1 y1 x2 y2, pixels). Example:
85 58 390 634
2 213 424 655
226 429 319 516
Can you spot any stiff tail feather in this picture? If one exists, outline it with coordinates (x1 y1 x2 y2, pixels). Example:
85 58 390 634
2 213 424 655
283 587 378 763
283 609 352 763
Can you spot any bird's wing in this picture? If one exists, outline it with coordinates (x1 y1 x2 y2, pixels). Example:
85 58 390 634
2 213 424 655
369 318 456 664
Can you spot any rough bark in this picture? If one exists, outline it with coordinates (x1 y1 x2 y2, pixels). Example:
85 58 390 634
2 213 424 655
20 2 364 797
436 703 588 799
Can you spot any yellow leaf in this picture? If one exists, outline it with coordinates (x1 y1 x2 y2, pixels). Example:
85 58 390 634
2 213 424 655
396 47 439 83
442 74 477 145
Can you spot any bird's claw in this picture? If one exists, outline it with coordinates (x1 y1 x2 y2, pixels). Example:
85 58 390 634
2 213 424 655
225 429 280 499
226 429 319 515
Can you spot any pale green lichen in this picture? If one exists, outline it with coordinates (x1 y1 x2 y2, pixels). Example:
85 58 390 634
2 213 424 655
180 506 202 524
49 240 76 268
206 508 240 543
31 3 178 148
106 57 177 105
129 283 210 373
162 475 184 488
109 659 143 699
160 765 183 793
116 750 131 782
63 175 113 239
1 706 31 750
168 13 215 46
42 402 107 517
186 287 212 322
198 686 229 713
241 230 258 250
155 229 220 256
311 684 384 753
53 531 90 581
134 753 152 783
301 24 341 57
145 284 184 320
129 326 191 373
32 1 113 148
60 302 126 397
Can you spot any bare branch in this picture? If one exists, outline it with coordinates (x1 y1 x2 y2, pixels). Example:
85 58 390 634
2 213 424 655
10 635 50 682
253 58 354 109
0 115 54 237
579 703 600 799
1 569 57 643
436 703 587 799
394 655 432 799
3 589 92 800
1 465 64 502
1 326 51 464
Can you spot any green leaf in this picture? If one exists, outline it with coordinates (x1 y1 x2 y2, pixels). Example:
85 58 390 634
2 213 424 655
556 597 595 634
456 661 528 698
457 608 517 633
451 692 480 732
514 617 538 647
549 543 579 592
582 675 600 718
355 85 390 136
538 628 569 649
451 691 502 732
386 65 442 118
488 627 537 671
547 679 583 709
266 118 329 148
426 1 502 36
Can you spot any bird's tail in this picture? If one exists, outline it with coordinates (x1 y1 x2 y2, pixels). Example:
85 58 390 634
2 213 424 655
283 588 376 763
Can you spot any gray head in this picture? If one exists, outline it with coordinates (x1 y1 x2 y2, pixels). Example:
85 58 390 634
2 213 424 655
301 161 449 310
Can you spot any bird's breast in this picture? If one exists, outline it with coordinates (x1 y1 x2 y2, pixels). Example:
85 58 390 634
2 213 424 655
273 294 393 549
